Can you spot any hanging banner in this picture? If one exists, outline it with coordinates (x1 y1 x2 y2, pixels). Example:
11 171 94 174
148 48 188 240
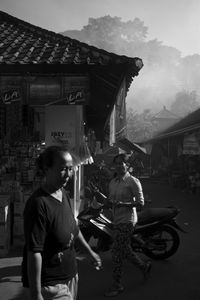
115 79 126 141
109 79 126 145
182 132 200 155
109 105 116 145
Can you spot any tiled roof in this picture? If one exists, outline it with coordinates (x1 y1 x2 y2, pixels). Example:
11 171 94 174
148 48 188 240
148 108 200 141
0 10 143 69
152 106 179 120
161 108 200 134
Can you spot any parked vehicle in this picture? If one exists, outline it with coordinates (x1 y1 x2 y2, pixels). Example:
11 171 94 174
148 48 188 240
77 189 186 260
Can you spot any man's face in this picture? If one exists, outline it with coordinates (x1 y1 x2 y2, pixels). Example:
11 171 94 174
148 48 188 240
46 152 74 188
114 157 128 176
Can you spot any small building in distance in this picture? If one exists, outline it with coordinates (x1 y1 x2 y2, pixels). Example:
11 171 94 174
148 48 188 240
152 106 180 133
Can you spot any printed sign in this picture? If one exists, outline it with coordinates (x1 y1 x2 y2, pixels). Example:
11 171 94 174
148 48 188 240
45 106 77 149
65 90 86 104
50 131 74 147
0 89 21 104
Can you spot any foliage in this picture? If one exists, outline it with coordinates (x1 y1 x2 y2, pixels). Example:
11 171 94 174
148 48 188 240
126 107 155 142
63 15 156 56
62 14 200 139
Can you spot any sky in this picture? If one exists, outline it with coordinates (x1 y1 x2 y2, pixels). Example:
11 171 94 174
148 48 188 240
0 0 200 57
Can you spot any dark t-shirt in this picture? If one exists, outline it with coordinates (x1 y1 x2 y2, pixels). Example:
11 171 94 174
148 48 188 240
22 188 79 287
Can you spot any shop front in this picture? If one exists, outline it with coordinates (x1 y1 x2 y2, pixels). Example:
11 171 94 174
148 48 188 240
144 108 200 191
0 10 143 255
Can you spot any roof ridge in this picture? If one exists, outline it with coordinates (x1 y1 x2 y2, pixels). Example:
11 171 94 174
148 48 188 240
0 10 78 44
0 10 139 63
153 106 179 119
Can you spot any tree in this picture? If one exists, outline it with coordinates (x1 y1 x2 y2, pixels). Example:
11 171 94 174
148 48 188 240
126 108 154 142
62 15 149 55
61 15 200 116
177 55 200 94
170 90 200 117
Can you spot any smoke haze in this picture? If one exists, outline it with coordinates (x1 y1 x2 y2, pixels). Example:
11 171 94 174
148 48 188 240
61 16 200 115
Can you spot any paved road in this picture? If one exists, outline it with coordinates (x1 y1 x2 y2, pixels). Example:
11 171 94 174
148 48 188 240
77 181 200 300
1 180 200 300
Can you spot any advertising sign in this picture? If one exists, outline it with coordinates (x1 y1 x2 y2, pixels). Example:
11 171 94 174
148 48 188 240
0 89 21 104
65 90 86 104
45 106 77 150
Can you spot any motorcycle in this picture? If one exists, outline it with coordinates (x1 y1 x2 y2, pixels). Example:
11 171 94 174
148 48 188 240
77 188 186 260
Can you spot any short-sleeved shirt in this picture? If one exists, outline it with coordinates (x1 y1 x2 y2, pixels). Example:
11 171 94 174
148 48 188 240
109 172 144 225
22 188 79 287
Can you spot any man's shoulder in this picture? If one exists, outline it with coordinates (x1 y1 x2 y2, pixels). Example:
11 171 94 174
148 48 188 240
24 188 49 212
126 173 141 185
27 188 46 202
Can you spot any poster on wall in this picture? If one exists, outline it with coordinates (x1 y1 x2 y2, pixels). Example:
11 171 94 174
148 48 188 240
45 106 77 151
183 132 200 155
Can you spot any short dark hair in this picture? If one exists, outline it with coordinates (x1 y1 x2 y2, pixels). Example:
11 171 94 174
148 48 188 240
36 145 71 173
113 153 130 164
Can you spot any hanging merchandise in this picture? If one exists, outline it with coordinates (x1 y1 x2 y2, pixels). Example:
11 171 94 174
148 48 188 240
0 140 45 253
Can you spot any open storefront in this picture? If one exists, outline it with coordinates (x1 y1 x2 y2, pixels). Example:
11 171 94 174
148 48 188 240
0 11 143 255
144 108 200 190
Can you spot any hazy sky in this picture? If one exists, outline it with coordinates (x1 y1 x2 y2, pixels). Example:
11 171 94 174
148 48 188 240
0 0 200 57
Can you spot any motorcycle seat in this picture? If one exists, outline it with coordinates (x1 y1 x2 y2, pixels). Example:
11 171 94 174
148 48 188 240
137 207 178 225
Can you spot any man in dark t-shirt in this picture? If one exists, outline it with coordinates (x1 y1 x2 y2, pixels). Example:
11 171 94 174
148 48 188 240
22 188 79 287
22 146 102 300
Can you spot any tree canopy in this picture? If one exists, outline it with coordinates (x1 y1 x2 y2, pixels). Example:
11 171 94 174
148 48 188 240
62 15 200 142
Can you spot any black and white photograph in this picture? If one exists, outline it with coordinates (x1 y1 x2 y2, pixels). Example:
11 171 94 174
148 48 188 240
0 0 200 299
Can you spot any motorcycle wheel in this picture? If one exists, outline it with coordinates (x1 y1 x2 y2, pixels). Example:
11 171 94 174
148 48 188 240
141 224 180 260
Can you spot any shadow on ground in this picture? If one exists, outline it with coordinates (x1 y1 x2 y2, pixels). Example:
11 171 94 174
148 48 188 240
0 256 27 300
0 265 21 283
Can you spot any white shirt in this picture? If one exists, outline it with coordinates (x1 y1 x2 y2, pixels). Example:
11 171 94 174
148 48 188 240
109 172 144 225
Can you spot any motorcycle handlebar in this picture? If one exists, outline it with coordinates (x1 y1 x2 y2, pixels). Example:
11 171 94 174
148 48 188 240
87 184 141 209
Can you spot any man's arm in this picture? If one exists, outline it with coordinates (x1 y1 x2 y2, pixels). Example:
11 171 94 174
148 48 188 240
27 251 44 300
132 177 144 209
76 230 102 270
